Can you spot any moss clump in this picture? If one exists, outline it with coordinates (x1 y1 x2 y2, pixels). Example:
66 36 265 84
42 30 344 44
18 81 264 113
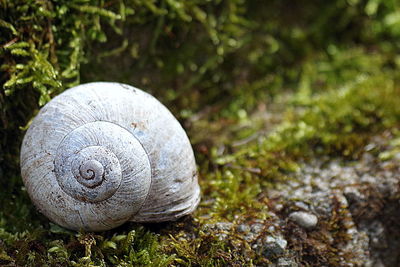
0 226 174 266
379 129 400 160
265 74 400 158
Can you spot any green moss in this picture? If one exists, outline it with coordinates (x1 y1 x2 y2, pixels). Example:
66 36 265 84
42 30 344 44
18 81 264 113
379 129 400 160
265 73 400 158
0 225 175 266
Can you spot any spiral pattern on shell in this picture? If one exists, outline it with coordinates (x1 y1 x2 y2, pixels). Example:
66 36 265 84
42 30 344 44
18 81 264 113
20 82 200 231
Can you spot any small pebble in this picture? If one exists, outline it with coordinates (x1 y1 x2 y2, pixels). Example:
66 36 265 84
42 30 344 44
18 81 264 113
294 201 309 210
262 236 287 258
250 223 264 234
288 211 318 229
277 257 298 267
236 224 250 233
214 222 233 231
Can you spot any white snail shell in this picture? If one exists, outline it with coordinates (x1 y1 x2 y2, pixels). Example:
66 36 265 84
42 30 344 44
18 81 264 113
20 82 200 231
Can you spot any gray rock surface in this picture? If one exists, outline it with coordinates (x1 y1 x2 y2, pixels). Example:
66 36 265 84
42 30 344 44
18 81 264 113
267 136 400 267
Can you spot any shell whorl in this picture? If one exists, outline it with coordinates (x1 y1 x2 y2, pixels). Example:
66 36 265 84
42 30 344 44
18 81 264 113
54 121 151 203
20 82 200 231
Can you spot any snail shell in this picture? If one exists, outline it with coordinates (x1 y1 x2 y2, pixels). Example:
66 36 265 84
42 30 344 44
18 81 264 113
20 82 200 231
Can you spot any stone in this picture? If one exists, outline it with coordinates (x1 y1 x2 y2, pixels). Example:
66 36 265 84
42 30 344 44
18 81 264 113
277 257 298 267
262 236 287 258
236 224 250 233
288 211 318 229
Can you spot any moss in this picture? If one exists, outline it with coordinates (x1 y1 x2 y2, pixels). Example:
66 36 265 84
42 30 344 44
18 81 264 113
379 129 400 160
265 73 400 158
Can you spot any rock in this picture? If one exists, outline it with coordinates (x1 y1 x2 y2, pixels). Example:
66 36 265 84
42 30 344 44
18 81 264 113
363 220 387 249
293 201 309 210
250 222 264 235
242 221 267 242
203 222 233 231
203 222 233 240
262 236 287 258
288 211 318 229
277 257 298 267
268 146 400 266
236 224 250 233
214 222 233 231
